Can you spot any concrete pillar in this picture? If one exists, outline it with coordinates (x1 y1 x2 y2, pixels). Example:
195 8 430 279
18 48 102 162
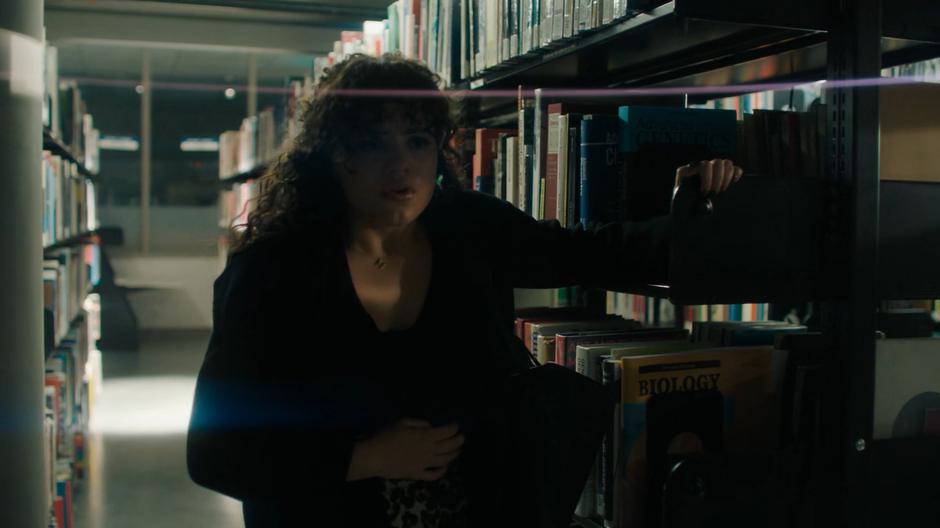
248 53 258 117
141 49 152 253
0 1 49 526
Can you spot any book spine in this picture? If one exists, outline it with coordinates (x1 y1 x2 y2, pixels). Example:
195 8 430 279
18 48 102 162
554 334 567 365
420 0 429 61
545 108 560 221
458 0 466 78
579 114 618 225
573 346 597 516
522 101 534 215
506 136 518 207
600 358 622 525
496 133 508 200
430 0 440 71
521 0 531 54
567 119 581 226
553 0 565 40
556 114 569 225
532 0 541 50
533 88 545 219
511 0 520 56
542 0 553 47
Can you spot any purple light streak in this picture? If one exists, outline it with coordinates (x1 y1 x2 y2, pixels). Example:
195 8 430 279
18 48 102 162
57 75 931 99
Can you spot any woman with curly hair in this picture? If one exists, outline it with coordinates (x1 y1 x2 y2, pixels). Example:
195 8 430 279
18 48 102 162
186 53 741 528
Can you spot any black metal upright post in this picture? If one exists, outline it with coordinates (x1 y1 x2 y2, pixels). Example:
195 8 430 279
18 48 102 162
0 0 48 526
821 0 881 525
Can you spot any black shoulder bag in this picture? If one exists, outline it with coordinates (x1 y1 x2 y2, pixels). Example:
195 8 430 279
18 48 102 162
496 333 615 528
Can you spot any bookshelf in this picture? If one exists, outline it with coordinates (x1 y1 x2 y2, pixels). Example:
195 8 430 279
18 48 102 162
459 2 824 89
37 36 103 528
449 0 940 526
43 128 98 180
43 230 98 252
218 164 266 186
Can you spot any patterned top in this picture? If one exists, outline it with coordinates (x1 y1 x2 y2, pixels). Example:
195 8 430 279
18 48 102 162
360 253 472 527
381 458 470 528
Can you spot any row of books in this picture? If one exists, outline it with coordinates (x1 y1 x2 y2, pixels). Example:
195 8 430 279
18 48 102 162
42 151 98 247
44 246 100 350
218 109 277 179
306 10 940 96
513 307 807 525
691 83 824 118
472 80 940 234
605 292 771 331
693 84 829 181
217 179 262 261
519 303 940 527
43 35 103 528
43 298 102 528
284 77 316 142
695 81 940 184
218 180 260 231
472 93 741 226
312 0 458 85
883 56 940 83
459 0 665 80
311 0 670 87
44 44 100 174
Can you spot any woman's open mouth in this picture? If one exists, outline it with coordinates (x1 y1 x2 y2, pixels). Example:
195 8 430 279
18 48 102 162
382 186 417 200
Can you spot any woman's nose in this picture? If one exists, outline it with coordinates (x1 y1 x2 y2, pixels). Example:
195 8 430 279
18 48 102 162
383 139 411 170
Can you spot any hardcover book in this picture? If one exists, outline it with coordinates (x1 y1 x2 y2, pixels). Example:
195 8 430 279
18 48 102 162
618 105 736 221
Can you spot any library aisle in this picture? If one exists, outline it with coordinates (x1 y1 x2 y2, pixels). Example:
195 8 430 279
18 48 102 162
71 331 243 528
12 0 940 526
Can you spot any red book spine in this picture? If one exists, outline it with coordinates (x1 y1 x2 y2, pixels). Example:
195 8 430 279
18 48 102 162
471 151 482 191
555 334 568 365
65 480 73 528
523 322 535 352
54 497 65 528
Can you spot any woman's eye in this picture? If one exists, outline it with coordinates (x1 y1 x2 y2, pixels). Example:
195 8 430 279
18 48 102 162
355 138 380 151
408 135 432 149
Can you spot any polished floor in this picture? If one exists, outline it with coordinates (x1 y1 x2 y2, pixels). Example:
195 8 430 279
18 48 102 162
72 330 245 528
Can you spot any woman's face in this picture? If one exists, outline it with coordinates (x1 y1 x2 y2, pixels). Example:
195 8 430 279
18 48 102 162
334 104 439 231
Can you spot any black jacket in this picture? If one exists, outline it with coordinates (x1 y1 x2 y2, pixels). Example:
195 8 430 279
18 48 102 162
186 189 671 527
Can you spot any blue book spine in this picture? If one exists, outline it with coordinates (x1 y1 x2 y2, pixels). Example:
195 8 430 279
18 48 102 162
579 114 619 225
522 105 535 216
617 105 738 155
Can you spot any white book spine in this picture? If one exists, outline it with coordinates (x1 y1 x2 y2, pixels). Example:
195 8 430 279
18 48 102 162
506 136 518 207
557 114 569 226
521 0 531 54
420 0 429 62
532 88 544 219
533 0 541 49
553 0 565 40
542 0 553 46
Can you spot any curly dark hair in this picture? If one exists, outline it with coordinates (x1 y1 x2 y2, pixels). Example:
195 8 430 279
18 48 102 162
230 53 465 254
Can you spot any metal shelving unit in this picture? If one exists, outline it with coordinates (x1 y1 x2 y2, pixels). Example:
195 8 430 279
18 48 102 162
43 230 98 253
42 127 98 180
456 0 940 525
218 164 266 186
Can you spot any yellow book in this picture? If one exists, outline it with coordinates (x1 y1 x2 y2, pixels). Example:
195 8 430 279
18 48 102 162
616 346 775 528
